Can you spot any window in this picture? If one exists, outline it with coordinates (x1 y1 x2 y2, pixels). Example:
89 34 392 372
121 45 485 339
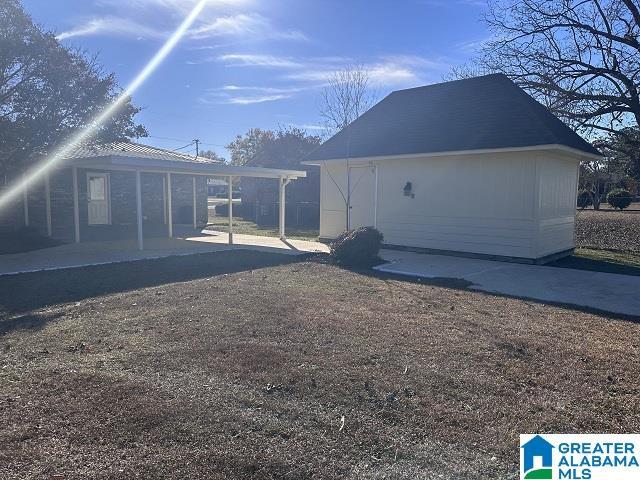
88 175 106 200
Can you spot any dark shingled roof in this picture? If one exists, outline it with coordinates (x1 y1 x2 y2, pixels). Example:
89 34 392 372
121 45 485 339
306 73 600 161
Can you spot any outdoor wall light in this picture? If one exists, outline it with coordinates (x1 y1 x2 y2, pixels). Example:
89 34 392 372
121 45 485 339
403 181 414 198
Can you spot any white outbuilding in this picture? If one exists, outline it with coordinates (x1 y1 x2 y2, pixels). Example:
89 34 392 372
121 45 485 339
303 74 601 263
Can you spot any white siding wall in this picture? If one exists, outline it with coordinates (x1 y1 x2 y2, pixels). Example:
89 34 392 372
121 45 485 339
318 150 582 260
319 161 348 238
376 152 537 258
534 155 580 257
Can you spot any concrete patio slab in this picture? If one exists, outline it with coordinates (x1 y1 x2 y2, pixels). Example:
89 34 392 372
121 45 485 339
375 249 640 317
0 230 328 276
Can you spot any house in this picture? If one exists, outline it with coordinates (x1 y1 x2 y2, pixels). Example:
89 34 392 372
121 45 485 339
303 74 601 263
206 177 228 196
521 435 554 474
1 141 306 249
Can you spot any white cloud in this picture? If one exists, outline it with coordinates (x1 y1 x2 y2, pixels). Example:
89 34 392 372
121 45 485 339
216 53 302 68
57 16 163 40
200 84 301 104
59 4 307 44
223 94 291 104
219 85 301 93
198 53 449 109
190 13 307 41
285 59 443 87
289 123 325 131
213 52 447 87
97 0 253 14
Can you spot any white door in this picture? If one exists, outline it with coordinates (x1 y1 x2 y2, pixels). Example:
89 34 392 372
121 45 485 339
87 172 110 225
348 165 376 229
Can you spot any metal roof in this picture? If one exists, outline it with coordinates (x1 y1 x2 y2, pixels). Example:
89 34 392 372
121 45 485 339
65 141 220 164
305 74 601 162
63 141 306 179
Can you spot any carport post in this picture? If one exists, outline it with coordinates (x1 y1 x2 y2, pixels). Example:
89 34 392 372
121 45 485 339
166 173 173 238
135 170 143 251
192 176 197 229
45 172 52 237
22 173 29 226
72 167 80 243
278 177 290 240
228 175 233 244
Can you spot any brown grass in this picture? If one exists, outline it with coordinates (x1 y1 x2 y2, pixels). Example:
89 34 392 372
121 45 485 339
1 251 639 479
576 209 640 252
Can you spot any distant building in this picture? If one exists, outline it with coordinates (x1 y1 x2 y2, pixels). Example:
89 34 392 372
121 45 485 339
206 177 228 196
240 166 319 227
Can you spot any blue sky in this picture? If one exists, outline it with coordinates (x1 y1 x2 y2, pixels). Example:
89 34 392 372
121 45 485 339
22 0 489 159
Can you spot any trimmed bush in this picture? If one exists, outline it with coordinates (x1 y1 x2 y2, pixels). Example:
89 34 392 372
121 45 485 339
330 226 383 267
607 188 633 210
577 190 592 209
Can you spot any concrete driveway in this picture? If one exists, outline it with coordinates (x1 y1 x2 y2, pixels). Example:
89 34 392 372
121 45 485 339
0 230 328 276
375 250 640 317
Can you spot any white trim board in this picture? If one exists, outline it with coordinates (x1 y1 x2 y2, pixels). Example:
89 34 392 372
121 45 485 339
302 143 601 165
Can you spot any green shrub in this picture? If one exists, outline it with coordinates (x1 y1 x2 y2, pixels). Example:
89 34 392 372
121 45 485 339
577 190 592 209
330 226 383 267
607 188 633 210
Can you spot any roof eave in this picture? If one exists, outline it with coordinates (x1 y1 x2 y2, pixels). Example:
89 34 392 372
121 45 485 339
302 143 602 165
67 155 306 179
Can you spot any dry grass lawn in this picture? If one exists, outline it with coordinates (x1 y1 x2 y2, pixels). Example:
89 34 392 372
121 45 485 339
1 251 639 479
576 208 640 252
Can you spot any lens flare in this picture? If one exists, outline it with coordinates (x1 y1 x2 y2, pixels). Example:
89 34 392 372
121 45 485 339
0 0 208 211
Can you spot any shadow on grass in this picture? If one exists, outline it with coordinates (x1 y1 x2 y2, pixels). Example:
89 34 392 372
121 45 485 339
549 254 640 277
0 250 304 316
0 312 65 336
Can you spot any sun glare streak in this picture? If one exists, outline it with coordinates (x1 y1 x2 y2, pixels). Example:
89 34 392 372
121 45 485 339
0 0 208 211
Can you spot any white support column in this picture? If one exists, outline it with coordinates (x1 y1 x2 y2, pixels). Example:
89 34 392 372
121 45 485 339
278 177 290 240
72 167 80 243
135 171 143 251
228 176 233 244
166 173 173 238
45 173 52 237
162 176 167 225
192 176 197 229
22 173 29 226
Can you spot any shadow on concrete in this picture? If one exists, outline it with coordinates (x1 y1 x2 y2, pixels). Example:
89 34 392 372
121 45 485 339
280 238 299 251
341 261 640 323
0 250 304 317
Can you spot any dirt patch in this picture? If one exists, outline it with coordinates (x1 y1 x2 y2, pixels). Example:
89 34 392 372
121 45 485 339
1 253 639 479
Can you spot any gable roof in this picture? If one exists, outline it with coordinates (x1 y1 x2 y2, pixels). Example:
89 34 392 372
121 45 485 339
65 141 221 165
305 74 600 162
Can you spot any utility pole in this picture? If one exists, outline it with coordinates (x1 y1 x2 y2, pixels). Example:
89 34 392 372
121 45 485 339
193 139 200 158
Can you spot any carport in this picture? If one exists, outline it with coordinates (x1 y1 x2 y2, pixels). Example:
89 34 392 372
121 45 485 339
18 143 306 251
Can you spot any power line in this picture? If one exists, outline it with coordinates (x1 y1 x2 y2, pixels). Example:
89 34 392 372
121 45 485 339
147 135 226 148
172 141 195 152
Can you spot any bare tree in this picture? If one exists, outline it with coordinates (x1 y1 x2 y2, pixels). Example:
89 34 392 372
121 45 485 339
319 65 376 136
461 0 640 143
318 66 377 230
